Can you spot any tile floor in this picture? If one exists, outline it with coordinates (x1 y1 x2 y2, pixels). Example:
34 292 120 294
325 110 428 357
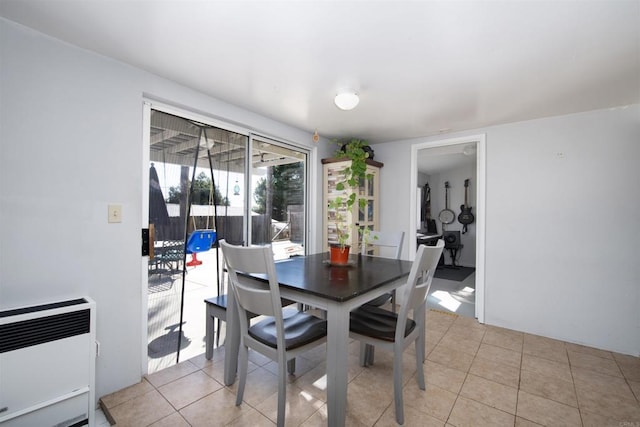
100 309 640 426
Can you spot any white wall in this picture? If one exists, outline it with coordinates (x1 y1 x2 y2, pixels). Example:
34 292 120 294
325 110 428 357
376 105 640 356
0 18 330 400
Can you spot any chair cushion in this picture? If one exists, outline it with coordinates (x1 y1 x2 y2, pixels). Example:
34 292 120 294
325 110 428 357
249 309 327 350
363 292 392 307
205 295 295 310
349 305 416 342
204 295 227 308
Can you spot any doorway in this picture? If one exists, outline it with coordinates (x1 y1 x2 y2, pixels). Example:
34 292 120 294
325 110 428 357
410 134 485 322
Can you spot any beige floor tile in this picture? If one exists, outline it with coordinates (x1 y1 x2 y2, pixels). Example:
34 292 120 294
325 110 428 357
574 378 640 422
148 411 191 427
580 409 632 427
299 404 371 427
146 359 200 388
426 337 441 357
475 343 522 369
483 327 524 353
629 380 640 401
424 360 467 394
255 382 325 426
469 356 520 388
263 354 322 382
375 403 446 427
180 388 243 426
354 351 419 390
519 369 577 407
293 362 328 403
514 416 543 426
403 382 457 421
249 348 273 366
300 343 328 365
521 353 573 383
460 373 518 414
448 396 515 427
107 389 175 427
104 306 640 427
565 342 614 360
571 365 635 400
186 349 226 368
201 356 258 385
613 353 640 382
426 316 456 335
226 406 276 426
516 390 581 426
523 335 568 364
427 343 475 373
345 371 394 426
447 323 487 343
157 370 223 409
523 334 566 351
439 330 482 355
568 350 623 378
100 378 155 409
298 406 328 427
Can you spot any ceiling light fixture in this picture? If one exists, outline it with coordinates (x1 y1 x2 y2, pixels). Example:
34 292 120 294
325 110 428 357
334 89 359 111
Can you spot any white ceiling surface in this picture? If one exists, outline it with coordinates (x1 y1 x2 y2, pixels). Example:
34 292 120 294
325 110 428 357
1 1 638 146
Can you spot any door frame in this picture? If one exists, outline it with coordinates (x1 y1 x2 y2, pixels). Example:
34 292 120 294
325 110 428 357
409 134 486 323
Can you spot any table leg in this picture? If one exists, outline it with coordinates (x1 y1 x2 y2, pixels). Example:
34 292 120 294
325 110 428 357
325 302 349 427
224 290 240 386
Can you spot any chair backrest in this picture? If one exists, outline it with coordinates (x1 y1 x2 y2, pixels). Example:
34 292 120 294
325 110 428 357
395 240 445 334
219 240 287 347
361 230 405 259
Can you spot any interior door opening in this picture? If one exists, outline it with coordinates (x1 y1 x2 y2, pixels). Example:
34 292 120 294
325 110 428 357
411 135 485 322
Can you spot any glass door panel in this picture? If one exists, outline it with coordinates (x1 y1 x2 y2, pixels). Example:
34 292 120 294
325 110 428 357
249 135 307 259
147 109 247 373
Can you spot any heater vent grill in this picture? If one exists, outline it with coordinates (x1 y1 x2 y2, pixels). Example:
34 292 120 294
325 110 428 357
0 309 90 354
0 297 96 426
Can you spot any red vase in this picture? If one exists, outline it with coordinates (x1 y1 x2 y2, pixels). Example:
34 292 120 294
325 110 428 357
329 244 350 265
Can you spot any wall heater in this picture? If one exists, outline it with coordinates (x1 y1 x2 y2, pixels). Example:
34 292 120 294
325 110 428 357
0 297 96 427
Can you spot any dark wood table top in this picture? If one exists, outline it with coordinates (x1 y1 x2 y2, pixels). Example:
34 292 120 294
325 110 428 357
258 253 413 302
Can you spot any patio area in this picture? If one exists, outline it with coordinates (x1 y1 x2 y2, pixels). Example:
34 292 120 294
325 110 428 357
147 240 305 374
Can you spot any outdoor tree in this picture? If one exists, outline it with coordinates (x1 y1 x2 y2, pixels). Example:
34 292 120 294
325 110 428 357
167 171 229 206
252 163 303 220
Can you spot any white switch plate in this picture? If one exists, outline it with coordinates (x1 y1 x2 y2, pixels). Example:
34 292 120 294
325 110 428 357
108 204 122 223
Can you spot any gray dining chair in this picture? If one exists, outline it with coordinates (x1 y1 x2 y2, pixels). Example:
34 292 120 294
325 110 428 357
360 230 404 364
349 239 444 425
220 240 327 427
205 246 297 360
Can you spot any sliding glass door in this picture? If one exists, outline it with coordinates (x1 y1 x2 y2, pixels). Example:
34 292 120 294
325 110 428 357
145 107 308 374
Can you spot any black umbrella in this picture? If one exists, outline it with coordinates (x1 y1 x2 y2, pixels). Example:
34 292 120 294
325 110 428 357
149 163 170 227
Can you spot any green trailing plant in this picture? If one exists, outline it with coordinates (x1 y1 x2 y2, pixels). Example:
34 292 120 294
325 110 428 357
328 138 374 250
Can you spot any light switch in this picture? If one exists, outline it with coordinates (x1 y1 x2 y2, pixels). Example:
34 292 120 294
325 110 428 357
108 204 122 223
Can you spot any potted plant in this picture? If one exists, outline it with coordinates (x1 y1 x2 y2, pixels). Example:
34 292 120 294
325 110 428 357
327 138 374 264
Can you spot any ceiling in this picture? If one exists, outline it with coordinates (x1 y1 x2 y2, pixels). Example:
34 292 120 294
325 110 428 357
1 1 638 146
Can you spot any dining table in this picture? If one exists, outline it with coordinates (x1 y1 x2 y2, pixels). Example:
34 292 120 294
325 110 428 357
223 252 413 427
